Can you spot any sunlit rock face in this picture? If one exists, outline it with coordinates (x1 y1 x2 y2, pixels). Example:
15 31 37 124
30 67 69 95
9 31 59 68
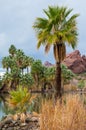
63 50 86 74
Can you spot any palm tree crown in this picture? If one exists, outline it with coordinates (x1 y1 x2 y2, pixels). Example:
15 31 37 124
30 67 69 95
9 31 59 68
33 5 79 62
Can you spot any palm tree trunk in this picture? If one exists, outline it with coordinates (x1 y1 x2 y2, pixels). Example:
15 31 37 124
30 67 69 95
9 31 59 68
55 44 62 99
55 61 62 99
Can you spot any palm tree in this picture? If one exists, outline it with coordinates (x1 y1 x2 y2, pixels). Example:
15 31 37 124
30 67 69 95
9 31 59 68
2 72 12 88
19 74 34 89
31 60 43 89
15 49 25 74
7 86 34 113
2 56 11 72
24 56 34 73
40 66 55 92
28 57 34 73
9 44 16 57
10 67 21 89
33 5 79 98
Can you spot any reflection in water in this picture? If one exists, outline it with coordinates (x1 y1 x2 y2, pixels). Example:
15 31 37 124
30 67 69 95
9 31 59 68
0 94 16 120
0 92 86 120
0 101 5 119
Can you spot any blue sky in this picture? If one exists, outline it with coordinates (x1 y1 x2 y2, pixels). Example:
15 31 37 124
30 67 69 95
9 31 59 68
0 0 86 63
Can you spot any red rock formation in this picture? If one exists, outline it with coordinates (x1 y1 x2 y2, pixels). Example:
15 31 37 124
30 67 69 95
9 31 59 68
44 50 86 74
44 61 53 67
63 50 86 74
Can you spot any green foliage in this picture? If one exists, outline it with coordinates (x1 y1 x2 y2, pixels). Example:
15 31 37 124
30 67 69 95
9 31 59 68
61 64 75 84
42 66 55 81
2 45 35 89
2 56 12 72
7 86 35 113
20 74 34 88
11 67 21 79
31 60 43 74
9 44 16 56
31 60 44 87
78 80 85 89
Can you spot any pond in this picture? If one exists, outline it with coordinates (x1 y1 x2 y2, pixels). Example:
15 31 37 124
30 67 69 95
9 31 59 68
0 92 86 120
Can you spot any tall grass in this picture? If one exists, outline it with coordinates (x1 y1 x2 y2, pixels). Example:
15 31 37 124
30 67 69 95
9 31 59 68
40 95 86 130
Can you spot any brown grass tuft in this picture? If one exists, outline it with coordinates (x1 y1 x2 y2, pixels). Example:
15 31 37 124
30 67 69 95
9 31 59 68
40 95 86 130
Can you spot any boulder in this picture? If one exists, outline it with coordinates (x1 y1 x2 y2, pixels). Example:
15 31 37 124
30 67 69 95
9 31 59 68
63 50 86 74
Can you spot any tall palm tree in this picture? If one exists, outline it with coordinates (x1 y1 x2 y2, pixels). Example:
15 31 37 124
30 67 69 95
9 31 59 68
33 5 79 98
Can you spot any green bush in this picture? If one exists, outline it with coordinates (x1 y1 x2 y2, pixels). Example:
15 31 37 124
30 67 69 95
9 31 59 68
78 80 85 89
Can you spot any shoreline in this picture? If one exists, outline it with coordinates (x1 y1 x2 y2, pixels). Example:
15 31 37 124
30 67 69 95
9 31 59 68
0 112 40 130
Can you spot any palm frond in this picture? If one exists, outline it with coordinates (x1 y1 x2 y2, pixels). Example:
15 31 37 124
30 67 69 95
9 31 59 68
53 44 59 62
63 8 73 18
45 44 51 53
33 18 48 30
37 40 42 49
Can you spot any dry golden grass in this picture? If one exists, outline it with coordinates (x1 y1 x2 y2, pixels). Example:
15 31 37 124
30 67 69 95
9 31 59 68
40 95 86 130
64 84 77 91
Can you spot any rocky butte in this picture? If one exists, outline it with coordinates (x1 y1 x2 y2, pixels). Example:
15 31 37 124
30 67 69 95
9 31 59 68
63 50 86 74
44 50 86 74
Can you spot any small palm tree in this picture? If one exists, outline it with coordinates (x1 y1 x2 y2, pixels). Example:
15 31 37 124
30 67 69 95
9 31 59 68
31 60 44 89
7 86 35 113
33 5 79 98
